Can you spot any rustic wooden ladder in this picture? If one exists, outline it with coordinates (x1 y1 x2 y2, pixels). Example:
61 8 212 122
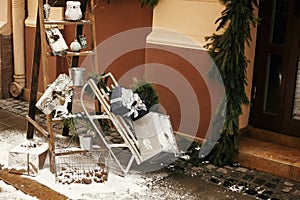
26 0 98 173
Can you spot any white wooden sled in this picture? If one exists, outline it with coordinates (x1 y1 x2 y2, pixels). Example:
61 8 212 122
80 73 179 173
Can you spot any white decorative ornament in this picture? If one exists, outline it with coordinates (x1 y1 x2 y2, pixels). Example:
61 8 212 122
54 94 72 118
43 3 51 20
65 1 82 21
79 34 88 49
70 39 81 52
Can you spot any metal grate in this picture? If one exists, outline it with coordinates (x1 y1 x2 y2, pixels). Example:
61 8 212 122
53 149 110 184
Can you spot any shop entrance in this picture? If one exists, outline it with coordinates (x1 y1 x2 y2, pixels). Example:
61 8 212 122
251 0 300 137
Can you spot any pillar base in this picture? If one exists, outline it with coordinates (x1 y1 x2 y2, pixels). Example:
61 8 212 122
10 81 23 97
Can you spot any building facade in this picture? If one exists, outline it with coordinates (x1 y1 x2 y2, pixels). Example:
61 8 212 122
0 0 299 181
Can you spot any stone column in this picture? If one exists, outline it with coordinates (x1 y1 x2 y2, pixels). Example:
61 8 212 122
10 0 26 97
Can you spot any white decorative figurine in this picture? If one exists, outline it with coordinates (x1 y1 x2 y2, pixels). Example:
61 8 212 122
43 3 51 20
65 1 82 21
70 39 81 52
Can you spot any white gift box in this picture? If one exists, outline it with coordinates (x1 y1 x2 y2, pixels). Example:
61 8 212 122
8 141 48 176
110 86 147 120
36 73 73 115
133 112 179 161
45 26 68 56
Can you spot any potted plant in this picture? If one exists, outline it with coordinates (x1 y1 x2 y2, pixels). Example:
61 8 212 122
131 77 159 112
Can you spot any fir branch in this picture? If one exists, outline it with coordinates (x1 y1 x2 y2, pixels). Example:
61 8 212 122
205 0 258 166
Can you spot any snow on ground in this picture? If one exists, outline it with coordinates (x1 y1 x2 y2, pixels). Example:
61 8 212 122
0 129 29 166
0 129 173 200
33 168 152 200
0 180 38 200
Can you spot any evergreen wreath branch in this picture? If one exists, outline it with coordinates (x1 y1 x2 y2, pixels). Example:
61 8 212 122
204 0 259 166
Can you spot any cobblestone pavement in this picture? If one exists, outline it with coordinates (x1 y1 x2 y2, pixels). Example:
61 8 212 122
0 97 300 200
169 162 300 200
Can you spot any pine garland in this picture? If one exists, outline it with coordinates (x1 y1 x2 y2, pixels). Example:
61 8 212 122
139 0 159 8
204 0 258 166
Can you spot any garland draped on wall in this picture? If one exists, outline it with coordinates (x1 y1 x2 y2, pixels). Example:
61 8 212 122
204 0 259 166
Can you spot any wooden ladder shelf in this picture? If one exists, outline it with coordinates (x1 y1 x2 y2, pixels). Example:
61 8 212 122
26 0 98 173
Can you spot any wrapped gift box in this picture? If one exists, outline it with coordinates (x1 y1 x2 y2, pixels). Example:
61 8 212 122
133 112 179 161
110 86 147 120
35 73 73 115
8 140 48 176
45 26 68 56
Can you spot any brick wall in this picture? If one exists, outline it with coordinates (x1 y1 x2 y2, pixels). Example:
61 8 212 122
0 34 13 98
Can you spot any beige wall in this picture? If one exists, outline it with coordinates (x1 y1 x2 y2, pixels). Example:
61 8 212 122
151 0 224 47
0 0 12 35
148 0 258 129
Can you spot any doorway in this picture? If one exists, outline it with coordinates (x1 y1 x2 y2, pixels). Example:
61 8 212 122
250 0 300 137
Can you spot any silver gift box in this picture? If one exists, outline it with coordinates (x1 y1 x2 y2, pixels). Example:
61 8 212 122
8 141 48 176
133 112 179 161
36 73 73 115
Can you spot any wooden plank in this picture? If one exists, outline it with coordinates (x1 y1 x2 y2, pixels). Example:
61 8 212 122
38 0 56 173
26 10 42 139
46 51 95 57
44 20 91 25
88 0 98 74
53 149 89 156
66 51 95 56
26 115 49 138
47 0 88 7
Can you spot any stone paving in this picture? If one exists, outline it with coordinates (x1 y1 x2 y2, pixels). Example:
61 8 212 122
170 162 300 200
0 97 300 200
